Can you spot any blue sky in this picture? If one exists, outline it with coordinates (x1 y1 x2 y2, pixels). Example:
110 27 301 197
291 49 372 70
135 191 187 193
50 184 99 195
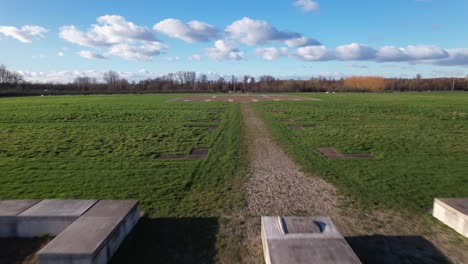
0 0 467 82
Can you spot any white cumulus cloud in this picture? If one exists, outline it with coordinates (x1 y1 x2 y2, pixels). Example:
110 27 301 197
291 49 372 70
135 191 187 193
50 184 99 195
376 45 449 62
107 42 167 61
154 19 218 43
293 0 319 12
0 25 47 43
205 40 244 61
78 50 107 60
60 15 156 47
225 17 319 47
336 43 377 60
256 47 289 61
296 45 335 61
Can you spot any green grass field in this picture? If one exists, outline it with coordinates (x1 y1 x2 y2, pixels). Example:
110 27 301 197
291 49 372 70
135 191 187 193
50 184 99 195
0 94 247 262
2 93 468 262
255 92 468 212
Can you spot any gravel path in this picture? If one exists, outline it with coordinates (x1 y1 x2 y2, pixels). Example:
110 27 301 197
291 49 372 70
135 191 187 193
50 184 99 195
238 103 341 263
242 103 338 216
237 103 468 264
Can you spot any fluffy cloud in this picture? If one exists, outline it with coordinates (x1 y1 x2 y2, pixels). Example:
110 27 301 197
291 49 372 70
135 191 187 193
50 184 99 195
225 17 318 47
78 50 107 60
376 46 408 62
284 36 320 47
154 19 218 42
292 43 468 66
376 45 449 62
0 25 47 43
205 40 245 61
60 15 167 61
336 43 377 60
256 47 288 61
107 42 167 61
60 15 156 47
295 45 334 61
432 49 468 66
293 0 319 12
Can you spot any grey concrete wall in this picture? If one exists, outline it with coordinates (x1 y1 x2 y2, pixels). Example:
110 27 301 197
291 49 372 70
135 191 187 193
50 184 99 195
433 198 468 238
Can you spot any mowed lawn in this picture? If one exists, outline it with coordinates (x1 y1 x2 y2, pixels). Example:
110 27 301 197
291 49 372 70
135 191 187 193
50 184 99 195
0 94 247 262
255 92 468 212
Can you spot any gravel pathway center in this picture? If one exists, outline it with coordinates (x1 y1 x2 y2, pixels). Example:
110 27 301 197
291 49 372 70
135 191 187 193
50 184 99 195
242 103 338 216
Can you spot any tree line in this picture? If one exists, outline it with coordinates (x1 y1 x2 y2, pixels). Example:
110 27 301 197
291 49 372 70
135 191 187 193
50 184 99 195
1 64 467 96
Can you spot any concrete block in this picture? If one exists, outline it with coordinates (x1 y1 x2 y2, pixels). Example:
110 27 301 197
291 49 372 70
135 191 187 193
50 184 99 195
433 198 468 238
37 200 140 264
262 216 361 264
17 199 97 237
0 200 40 237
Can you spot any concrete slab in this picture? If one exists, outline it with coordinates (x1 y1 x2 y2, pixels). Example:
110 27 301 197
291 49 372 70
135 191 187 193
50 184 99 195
17 199 97 237
0 200 40 217
262 216 361 264
433 198 468 238
37 200 140 264
318 147 375 159
0 200 40 237
19 199 97 217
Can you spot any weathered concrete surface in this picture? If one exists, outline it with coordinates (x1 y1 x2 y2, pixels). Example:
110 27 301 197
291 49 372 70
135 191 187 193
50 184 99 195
0 200 40 216
18 199 97 217
433 198 468 238
0 200 40 237
262 216 361 264
37 200 140 264
17 199 97 237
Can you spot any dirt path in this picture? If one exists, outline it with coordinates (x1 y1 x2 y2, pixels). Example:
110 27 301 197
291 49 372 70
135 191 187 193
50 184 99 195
236 103 468 264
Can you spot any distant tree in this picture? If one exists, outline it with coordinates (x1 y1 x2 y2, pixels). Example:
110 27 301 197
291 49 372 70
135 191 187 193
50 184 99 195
198 74 207 84
259 75 275 82
74 76 97 94
231 75 237 93
0 64 24 85
103 70 120 85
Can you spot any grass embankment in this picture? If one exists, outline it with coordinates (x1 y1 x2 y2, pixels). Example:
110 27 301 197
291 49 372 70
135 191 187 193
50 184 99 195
0 94 247 263
255 92 468 212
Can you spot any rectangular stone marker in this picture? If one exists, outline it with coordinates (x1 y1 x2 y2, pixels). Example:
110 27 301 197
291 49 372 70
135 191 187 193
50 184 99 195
37 200 140 264
262 216 361 264
0 200 40 237
17 199 97 237
433 198 468 238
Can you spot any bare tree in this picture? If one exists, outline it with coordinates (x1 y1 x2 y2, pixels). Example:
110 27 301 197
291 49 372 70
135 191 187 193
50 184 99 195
184 71 196 89
198 74 208 84
103 70 120 85
231 75 237 93
260 75 275 82
74 76 97 94
0 64 24 85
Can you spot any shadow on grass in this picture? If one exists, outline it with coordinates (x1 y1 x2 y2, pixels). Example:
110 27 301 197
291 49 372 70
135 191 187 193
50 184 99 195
346 235 450 264
0 237 51 264
111 217 219 264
